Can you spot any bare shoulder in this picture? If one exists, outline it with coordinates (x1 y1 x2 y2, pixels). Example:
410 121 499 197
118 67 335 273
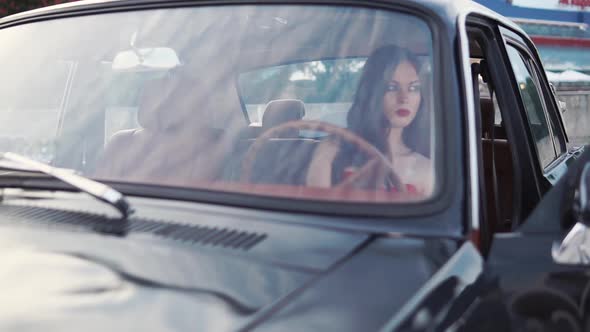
411 152 433 171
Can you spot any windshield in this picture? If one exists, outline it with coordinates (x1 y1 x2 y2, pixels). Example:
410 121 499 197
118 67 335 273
0 5 437 205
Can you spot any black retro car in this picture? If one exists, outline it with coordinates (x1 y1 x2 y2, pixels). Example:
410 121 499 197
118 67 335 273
0 0 588 331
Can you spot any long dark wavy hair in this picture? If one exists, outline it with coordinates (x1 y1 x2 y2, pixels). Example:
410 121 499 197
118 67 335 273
332 45 430 183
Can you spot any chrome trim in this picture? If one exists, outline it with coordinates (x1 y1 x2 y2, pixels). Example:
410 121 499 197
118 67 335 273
379 242 484 331
458 12 480 232
553 163 590 265
552 222 590 265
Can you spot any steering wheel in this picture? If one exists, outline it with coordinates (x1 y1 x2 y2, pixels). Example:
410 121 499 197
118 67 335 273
239 120 406 192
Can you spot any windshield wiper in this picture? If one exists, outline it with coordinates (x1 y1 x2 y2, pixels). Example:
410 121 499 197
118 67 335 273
0 152 133 220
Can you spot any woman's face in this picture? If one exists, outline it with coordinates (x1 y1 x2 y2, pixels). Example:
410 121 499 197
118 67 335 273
382 60 421 129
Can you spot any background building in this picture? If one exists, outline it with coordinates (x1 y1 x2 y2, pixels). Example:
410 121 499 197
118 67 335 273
475 0 590 146
476 0 590 73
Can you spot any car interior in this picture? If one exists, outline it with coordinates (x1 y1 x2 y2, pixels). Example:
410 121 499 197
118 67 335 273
224 98 319 185
469 32 517 236
29 6 438 203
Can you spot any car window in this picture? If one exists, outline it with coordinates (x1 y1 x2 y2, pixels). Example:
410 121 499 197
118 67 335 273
239 58 366 128
102 71 168 142
0 5 438 207
506 45 558 168
475 74 501 125
0 58 71 163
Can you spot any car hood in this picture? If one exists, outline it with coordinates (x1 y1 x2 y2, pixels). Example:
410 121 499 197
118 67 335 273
0 202 479 332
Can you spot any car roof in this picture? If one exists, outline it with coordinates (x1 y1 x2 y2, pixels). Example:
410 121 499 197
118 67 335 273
0 0 526 40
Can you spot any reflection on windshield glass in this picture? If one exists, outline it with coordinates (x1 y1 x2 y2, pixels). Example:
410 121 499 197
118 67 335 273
0 5 436 204
0 59 70 163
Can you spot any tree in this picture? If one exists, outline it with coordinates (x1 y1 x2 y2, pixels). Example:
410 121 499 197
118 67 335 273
0 0 78 18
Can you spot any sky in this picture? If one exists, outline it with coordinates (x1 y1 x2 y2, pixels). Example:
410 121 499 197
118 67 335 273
512 0 586 11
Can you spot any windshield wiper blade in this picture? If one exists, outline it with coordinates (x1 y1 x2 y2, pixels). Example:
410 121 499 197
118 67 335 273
0 152 133 220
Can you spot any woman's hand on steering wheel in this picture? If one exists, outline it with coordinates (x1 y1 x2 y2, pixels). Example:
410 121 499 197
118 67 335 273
240 120 406 193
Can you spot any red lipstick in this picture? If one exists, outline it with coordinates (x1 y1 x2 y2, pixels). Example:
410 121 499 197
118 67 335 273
396 109 411 117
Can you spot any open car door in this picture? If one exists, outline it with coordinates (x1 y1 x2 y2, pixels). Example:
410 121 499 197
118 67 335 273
487 146 590 330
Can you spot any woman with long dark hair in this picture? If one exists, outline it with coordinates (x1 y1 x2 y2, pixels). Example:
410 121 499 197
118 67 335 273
306 45 433 195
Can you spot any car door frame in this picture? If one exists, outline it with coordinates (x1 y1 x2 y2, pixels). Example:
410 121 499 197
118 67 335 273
498 26 578 191
481 25 590 329
466 15 544 232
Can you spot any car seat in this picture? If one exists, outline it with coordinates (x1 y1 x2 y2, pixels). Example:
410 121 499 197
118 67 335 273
261 99 305 138
226 99 318 184
94 75 225 185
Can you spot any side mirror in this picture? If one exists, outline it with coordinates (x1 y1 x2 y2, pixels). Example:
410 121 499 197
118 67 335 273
552 163 590 264
112 47 181 72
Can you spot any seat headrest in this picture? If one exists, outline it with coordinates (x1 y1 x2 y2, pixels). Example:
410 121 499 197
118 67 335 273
262 99 305 132
480 97 495 138
138 75 193 131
